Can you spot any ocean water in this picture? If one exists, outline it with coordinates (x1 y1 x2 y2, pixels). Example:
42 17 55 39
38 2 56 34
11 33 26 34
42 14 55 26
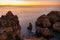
0 6 60 39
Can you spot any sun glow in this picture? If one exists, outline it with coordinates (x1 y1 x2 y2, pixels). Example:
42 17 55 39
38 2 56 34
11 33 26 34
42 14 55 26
0 0 59 6
0 1 41 6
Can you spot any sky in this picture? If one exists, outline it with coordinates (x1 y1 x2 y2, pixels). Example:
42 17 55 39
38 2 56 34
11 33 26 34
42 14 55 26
0 0 60 6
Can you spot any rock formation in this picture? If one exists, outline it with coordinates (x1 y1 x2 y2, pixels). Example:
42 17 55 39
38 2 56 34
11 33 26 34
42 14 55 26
0 11 21 40
27 23 32 31
35 11 60 39
35 14 52 38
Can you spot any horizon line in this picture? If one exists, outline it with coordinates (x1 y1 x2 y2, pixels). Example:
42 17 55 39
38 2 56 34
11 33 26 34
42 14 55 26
0 4 60 6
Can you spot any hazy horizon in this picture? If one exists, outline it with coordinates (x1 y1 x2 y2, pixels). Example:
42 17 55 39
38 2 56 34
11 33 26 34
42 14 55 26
0 0 60 6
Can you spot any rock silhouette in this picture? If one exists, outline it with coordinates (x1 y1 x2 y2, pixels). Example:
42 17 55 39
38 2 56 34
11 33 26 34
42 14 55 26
0 11 21 40
27 23 33 32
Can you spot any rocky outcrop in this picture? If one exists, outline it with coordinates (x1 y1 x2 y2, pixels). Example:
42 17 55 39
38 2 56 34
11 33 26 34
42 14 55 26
0 11 21 40
35 14 52 38
35 11 60 39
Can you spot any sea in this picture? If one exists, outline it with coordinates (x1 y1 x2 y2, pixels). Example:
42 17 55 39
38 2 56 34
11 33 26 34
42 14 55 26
0 6 60 40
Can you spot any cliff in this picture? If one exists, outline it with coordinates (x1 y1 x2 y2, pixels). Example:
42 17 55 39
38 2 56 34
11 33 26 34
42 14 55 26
0 11 21 40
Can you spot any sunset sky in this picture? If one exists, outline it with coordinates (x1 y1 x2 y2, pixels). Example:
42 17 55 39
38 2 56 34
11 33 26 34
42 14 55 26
0 0 60 6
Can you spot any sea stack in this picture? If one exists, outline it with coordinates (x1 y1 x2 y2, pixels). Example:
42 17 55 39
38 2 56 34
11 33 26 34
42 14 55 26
27 23 32 32
35 11 60 39
0 11 21 40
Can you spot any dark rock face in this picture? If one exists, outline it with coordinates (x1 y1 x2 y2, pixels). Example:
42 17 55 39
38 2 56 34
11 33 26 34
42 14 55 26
0 11 21 40
35 11 60 39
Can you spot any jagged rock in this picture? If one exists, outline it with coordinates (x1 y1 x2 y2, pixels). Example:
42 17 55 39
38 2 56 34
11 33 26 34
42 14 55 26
6 11 14 18
0 11 21 40
53 22 60 32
